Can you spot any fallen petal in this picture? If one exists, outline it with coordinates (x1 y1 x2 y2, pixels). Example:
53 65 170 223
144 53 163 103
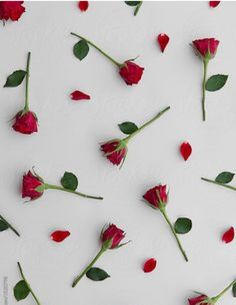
180 142 192 161
78 1 89 12
209 1 220 8
143 258 157 273
222 227 234 243
70 90 91 101
51 230 71 242
157 33 170 53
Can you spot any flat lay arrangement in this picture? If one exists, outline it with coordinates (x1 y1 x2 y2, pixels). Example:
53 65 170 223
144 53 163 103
0 1 236 305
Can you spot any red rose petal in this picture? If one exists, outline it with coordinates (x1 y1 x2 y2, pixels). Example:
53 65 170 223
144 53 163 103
157 33 170 53
222 227 234 243
78 1 89 12
70 90 91 101
180 142 192 161
143 258 157 273
51 230 71 243
209 1 220 8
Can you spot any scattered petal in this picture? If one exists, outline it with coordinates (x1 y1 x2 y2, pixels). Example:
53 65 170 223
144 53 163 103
157 33 170 53
180 142 192 161
51 230 70 243
222 227 234 244
78 1 89 12
143 258 157 273
209 1 220 8
70 90 91 101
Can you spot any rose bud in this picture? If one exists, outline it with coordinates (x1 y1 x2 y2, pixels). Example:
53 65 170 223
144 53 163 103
22 171 44 200
12 110 38 134
0 1 25 23
101 106 170 167
143 184 188 262
72 223 128 287
71 32 144 86
22 169 103 202
101 224 125 249
100 139 127 166
192 38 219 61
189 279 236 305
119 61 144 85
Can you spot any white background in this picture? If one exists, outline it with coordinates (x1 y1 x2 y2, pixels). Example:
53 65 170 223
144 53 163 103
1 1 236 305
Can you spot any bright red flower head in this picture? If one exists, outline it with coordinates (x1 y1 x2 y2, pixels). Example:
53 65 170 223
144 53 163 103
101 139 127 166
157 33 169 53
192 38 219 60
22 171 44 200
143 185 168 209
78 1 89 12
12 110 38 135
101 224 125 249
188 295 208 305
0 1 25 21
119 61 144 85
51 230 71 242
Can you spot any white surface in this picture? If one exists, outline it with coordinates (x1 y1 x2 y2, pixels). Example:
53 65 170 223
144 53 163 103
0 1 236 305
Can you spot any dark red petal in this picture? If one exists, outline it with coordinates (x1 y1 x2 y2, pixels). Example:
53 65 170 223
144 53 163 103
180 142 192 161
70 90 91 101
222 227 234 243
78 1 89 12
51 230 71 243
157 33 170 53
209 1 220 8
143 258 157 273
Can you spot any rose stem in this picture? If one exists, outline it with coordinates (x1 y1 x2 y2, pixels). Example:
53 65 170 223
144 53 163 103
70 32 122 67
134 2 143 16
17 262 41 305
44 183 103 200
212 279 236 303
72 247 106 287
24 52 31 112
201 177 236 191
123 106 170 143
202 59 208 121
160 208 188 262
0 214 20 237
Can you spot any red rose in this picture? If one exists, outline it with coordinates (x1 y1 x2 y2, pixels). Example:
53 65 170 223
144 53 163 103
119 61 144 85
192 38 219 60
188 295 208 305
101 224 125 249
12 111 38 135
22 171 44 200
101 139 127 166
0 1 25 22
143 185 168 208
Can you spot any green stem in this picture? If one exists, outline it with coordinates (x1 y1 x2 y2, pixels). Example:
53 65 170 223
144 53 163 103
0 214 20 237
24 52 31 112
44 183 103 200
201 177 236 191
212 279 236 303
202 60 208 122
123 106 170 143
70 32 122 67
134 2 142 15
160 208 188 262
17 262 41 305
72 247 106 287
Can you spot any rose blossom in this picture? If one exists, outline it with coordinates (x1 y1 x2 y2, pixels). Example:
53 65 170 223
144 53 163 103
100 139 127 166
119 61 144 85
143 185 168 208
101 224 125 249
13 111 38 134
192 38 219 60
22 171 44 200
0 1 25 22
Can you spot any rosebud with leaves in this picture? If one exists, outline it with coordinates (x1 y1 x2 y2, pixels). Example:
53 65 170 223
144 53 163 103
0 1 25 24
72 224 128 287
101 106 170 167
22 170 103 202
70 32 144 85
192 38 228 121
4 52 38 134
143 184 189 262
14 262 42 305
188 279 236 305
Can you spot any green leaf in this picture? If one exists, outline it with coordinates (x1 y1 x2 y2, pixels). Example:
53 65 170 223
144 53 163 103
14 280 30 301
232 282 236 297
0 219 9 232
215 172 234 184
125 1 140 6
205 74 228 92
174 218 192 234
73 40 89 61
61 172 78 191
118 121 138 135
86 267 110 281
4 70 27 87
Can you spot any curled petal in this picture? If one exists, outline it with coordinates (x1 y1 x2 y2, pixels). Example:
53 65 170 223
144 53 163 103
70 90 90 101
180 142 192 161
78 1 89 12
157 33 170 53
222 227 234 243
209 1 220 7
51 230 71 242
143 258 157 273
